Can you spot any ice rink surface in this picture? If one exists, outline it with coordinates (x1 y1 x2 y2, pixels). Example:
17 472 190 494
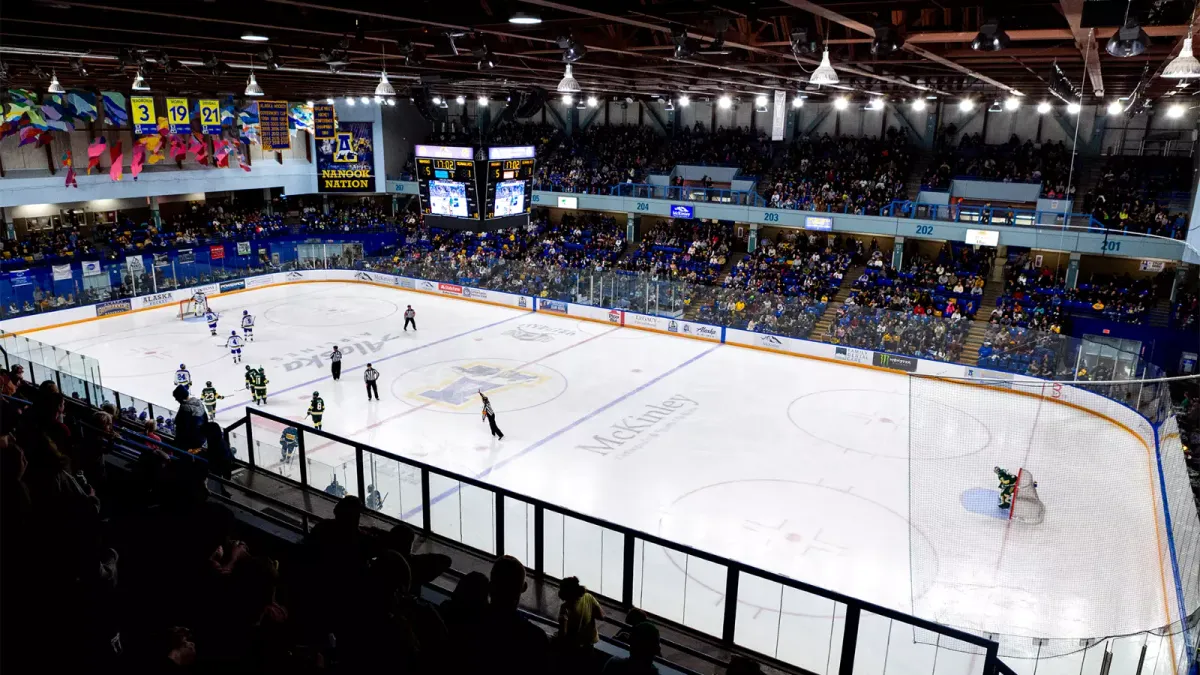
29 282 1179 674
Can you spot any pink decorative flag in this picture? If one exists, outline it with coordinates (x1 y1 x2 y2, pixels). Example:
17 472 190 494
62 150 78 188
170 134 187 162
109 141 123 181
87 136 106 174
131 143 146 180
214 139 230 168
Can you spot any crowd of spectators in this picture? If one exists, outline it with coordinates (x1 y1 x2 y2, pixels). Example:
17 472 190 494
1 371 775 675
725 230 856 300
847 243 992 320
922 134 1074 198
617 219 733 284
1084 157 1191 237
763 129 911 214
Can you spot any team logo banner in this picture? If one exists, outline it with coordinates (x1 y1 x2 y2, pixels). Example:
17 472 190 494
82 260 102 277
237 241 251 256
220 280 246 293
178 249 195 264
872 352 918 372
96 299 132 316
316 121 375 192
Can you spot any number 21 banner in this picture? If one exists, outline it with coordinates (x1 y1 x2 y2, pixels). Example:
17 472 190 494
198 99 222 135
166 97 190 134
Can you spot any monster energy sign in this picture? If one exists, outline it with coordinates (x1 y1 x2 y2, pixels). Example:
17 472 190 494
872 352 918 372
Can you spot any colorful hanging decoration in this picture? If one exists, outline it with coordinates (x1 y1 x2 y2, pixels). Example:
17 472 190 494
131 143 146 180
65 91 98 122
214 138 231 168
62 150 78 188
170 134 187 162
288 102 313 131
87 137 107 174
101 91 129 128
108 141 123 181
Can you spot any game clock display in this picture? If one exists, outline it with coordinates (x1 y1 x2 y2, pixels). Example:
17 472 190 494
416 156 479 220
484 158 534 219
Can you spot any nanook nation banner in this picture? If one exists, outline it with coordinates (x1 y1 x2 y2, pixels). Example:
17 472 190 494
316 121 375 192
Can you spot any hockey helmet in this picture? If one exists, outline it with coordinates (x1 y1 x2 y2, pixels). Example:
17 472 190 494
312 391 320 397
246 365 251 371
206 381 213 387
179 363 186 369
231 330 237 336
242 309 248 315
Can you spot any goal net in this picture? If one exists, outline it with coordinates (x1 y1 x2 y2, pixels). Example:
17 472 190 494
1010 468 1043 524
178 296 209 320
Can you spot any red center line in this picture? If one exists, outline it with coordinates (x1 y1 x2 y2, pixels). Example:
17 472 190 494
304 323 623 456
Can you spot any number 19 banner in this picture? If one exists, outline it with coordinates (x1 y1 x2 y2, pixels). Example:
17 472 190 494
166 97 190 134
198 99 222 135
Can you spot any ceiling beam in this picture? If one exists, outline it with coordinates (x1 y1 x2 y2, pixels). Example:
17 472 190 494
1060 0 1103 97
755 24 1193 47
778 0 1024 95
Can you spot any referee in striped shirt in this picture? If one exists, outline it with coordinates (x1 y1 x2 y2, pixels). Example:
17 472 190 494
479 390 504 440
330 345 343 380
364 363 380 401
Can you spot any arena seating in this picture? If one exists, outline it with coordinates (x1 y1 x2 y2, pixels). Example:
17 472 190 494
617 219 732 284
726 230 854 300
1084 156 1191 237
847 243 992 320
921 134 1074 197
763 129 911 214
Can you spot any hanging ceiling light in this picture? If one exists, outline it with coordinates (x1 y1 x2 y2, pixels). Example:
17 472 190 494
1107 100 1124 115
834 97 849 111
360 96 370 105
866 97 884 111
346 97 356 106
244 56 264 97
677 94 690 107
586 95 598 108
1036 101 1052 114
810 48 838 85
718 94 732 109
241 30 269 42
958 98 974 112
557 34 587 63
508 11 541 25
478 95 489 105
1066 102 1081 114
456 95 466 105
911 98 926 111
870 22 904 57
1168 103 1186 118
375 46 396 96
971 18 1010 52
1164 35 1200 79
1004 96 1020 110
131 69 150 91
557 64 580 93
792 96 804 108
46 71 64 94
1106 17 1149 57
561 93 574 105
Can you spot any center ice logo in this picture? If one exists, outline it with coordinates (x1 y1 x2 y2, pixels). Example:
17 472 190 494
416 362 548 408
502 323 576 343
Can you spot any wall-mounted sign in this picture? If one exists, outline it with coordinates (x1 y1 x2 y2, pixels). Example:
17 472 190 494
965 228 1000 246
670 204 694 219
804 216 833 231
557 196 578 209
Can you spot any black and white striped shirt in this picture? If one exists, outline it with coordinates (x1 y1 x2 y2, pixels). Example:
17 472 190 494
404 308 415 319
364 367 379 382
330 349 342 363
481 397 494 416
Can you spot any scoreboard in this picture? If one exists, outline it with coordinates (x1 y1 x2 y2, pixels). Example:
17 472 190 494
414 144 535 230
484 146 535 219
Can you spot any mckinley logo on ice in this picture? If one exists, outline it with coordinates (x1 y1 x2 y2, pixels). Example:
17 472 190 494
577 394 699 457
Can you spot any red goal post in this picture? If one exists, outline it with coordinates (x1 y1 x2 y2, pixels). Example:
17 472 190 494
178 296 210 320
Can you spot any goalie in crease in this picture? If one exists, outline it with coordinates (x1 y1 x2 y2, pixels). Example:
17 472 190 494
995 467 1017 510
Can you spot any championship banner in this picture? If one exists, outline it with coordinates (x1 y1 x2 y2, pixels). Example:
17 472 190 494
257 100 290 151
198 99 222 135
317 121 375 192
82 260 102 276
771 90 786 141
166 97 190 134
125 255 145 273
178 248 195 264
52 264 73 281
130 96 156 135
210 245 225 260
237 241 251 256
313 103 335 139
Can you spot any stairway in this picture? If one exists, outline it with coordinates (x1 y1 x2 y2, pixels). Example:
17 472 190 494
903 147 937 199
957 282 1007 366
811 264 866 339
720 251 747 281
1148 298 1173 329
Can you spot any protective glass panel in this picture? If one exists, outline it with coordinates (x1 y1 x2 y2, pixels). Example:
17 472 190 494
630 539 725 637
303 429 356 498
362 449 422 524
427 470 496 554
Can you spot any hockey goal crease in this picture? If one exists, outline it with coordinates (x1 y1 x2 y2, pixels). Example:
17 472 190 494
1009 468 1044 524
178 297 210 320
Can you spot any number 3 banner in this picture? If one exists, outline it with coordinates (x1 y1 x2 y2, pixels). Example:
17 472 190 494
198 99 222 135
130 96 157 135
166 97 190 134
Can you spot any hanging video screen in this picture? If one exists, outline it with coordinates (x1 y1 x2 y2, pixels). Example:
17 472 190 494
484 147 535 220
415 145 479 221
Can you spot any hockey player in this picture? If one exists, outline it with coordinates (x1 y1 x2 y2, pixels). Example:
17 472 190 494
324 474 346 498
241 310 255 342
225 330 244 364
251 367 269 405
365 483 385 511
174 363 192 391
306 391 325 429
995 467 1017 509
192 288 207 308
279 425 299 465
206 308 219 336
244 365 254 393
200 381 225 421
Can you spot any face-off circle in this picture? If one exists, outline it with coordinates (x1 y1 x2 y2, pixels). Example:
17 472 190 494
390 357 568 414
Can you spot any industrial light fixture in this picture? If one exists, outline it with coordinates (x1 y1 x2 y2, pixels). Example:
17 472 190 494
672 28 698 60
561 93 573 105
1004 96 1020 111
1168 103 1185 118
386 99 395 106
792 96 804 108
305 100 314 107
508 11 541 25
456 95 466 105
677 94 690 107
1107 100 1123 115
478 95 489 105
867 98 884 111
69 57 87 77
1036 101 1052 114
810 48 838 85
586 95 598 108
346 96 356 106
1164 35 1200 79
1066 102 1081 114
432 95 443 105
754 94 768 112
958 98 974 112
325 98 335 105
1106 16 1149 58
663 98 675 111
256 47 281 72
790 29 815 56
360 96 370 105
244 71 264 97
241 30 269 42
834 96 849 111
373 96 383 104
911 98 927 111
718 94 732 109
131 69 150 91
972 18 1010 52
375 46 396 96
871 22 904 57
557 64 581 93
46 71 64 94
557 34 587 63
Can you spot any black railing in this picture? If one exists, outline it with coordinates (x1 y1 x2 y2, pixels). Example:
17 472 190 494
225 407 1003 675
